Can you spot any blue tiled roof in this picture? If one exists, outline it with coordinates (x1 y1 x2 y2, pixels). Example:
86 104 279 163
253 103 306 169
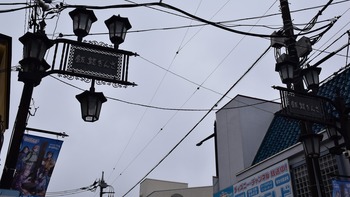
252 66 350 165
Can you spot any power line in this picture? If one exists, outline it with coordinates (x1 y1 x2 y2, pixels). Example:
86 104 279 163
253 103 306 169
122 46 271 196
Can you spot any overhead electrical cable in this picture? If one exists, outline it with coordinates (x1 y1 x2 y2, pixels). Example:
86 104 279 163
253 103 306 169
122 46 271 196
58 0 349 38
0 5 33 13
62 2 288 38
109 0 236 186
0 2 28 5
111 1 276 190
198 1 276 91
108 0 207 185
124 0 193 20
308 19 350 62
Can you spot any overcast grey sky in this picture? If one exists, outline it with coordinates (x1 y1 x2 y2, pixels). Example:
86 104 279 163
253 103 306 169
1 0 350 196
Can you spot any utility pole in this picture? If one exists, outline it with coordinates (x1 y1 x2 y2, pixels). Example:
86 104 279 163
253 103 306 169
99 172 108 197
99 171 114 197
278 0 325 196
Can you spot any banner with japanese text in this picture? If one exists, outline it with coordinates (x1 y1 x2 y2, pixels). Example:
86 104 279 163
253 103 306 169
233 160 293 197
213 160 293 197
11 134 63 197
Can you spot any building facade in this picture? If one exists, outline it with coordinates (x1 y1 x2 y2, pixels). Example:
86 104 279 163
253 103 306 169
139 178 212 197
214 66 350 196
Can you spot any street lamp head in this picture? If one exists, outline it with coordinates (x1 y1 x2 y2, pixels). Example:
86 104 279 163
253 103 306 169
69 8 97 42
76 89 107 122
275 54 295 86
104 15 131 49
299 133 323 158
302 65 321 93
19 31 53 62
18 32 53 85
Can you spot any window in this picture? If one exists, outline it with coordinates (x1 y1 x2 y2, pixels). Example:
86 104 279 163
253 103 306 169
292 153 339 196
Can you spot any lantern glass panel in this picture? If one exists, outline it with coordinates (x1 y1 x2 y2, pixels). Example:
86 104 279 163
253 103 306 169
23 37 47 61
108 21 125 43
279 63 294 83
76 91 106 122
301 134 323 158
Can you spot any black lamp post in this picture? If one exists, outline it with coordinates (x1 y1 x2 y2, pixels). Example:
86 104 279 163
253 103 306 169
76 81 107 122
0 5 135 188
0 31 53 188
69 8 97 42
104 15 132 49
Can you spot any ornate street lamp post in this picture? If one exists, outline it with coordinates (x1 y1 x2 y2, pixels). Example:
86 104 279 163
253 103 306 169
0 4 135 189
273 0 325 196
0 31 53 188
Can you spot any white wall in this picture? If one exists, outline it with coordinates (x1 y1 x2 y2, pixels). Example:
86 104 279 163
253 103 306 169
215 95 280 191
140 179 188 197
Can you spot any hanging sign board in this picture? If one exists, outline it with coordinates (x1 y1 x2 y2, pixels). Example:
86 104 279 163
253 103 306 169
67 44 123 81
275 86 333 125
49 39 136 86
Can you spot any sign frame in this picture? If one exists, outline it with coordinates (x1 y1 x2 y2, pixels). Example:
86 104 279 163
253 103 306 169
274 86 335 125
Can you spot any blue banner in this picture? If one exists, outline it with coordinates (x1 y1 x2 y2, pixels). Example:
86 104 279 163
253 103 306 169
11 134 63 197
332 180 350 197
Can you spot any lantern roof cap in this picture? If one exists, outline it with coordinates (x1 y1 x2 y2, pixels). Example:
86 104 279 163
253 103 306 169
69 7 97 23
104 15 132 30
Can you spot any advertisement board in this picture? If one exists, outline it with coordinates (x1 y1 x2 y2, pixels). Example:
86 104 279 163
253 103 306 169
11 134 63 197
332 180 350 197
215 160 293 197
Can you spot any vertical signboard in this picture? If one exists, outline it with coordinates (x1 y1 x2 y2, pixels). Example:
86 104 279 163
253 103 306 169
11 134 63 197
0 33 11 154
332 180 350 197
214 160 294 197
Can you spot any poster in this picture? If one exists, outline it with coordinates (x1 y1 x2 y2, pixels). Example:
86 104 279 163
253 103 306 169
233 160 293 197
11 134 63 197
332 180 350 197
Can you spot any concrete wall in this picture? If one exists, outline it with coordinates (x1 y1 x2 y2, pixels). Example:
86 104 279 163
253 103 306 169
146 186 213 197
140 179 188 197
140 178 212 197
215 95 280 191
